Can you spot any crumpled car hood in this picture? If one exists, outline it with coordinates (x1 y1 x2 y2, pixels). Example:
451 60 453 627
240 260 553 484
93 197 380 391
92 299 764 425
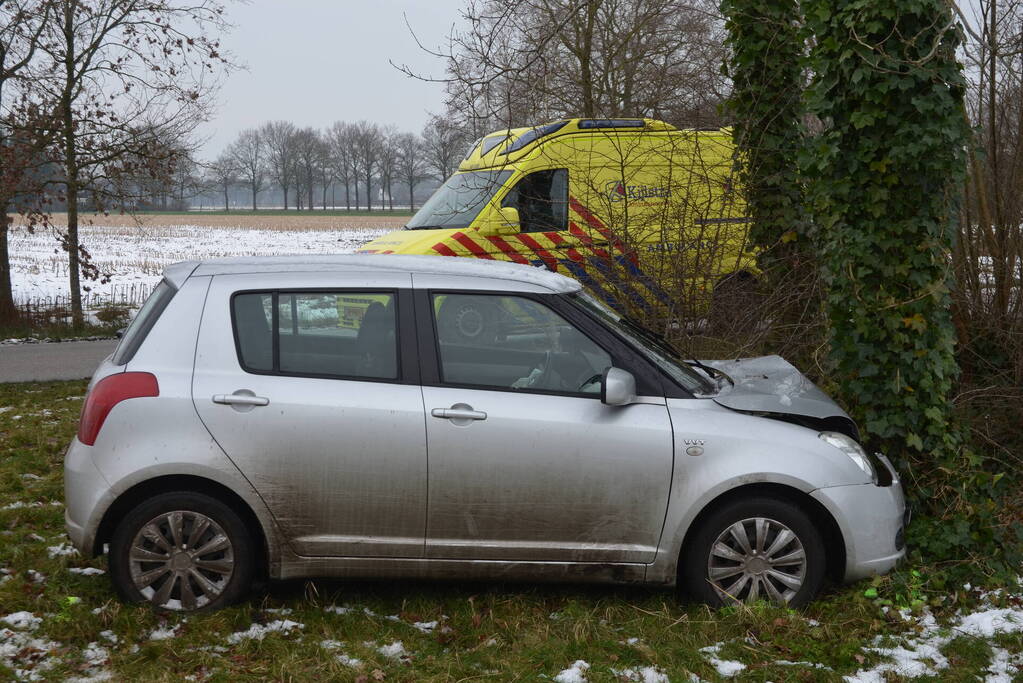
701 355 858 438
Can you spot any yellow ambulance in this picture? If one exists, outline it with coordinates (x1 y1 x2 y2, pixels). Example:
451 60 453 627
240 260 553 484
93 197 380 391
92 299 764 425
357 117 753 323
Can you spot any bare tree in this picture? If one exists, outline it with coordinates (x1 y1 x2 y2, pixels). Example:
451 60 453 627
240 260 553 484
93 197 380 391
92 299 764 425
229 128 265 211
208 150 238 211
261 120 298 210
326 121 357 210
377 125 399 210
407 0 728 134
394 131 427 211
0 0 56 322
34 0 232 325
421 113 467 181
352 120 381 211
292 127 325 211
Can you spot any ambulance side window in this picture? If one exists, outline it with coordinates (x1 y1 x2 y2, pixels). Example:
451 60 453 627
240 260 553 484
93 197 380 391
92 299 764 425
503 169 568 233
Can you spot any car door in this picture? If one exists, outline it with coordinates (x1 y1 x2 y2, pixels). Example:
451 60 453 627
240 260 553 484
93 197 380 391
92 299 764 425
192 272 427 558
415 279 674 564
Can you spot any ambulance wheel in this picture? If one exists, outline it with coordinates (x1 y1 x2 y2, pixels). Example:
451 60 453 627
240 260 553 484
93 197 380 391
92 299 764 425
438 296 498 345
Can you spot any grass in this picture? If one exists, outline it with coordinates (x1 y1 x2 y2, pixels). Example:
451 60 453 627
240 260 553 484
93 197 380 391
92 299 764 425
0 320 120 342
1 379 1020 681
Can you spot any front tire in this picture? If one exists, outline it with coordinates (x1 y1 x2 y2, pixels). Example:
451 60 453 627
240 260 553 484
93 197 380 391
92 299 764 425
681 497 825 608
109 491 255 612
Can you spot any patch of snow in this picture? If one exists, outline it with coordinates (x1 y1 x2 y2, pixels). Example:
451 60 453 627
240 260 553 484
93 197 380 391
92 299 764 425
324 605 353 615
699 643 746 677
262 608 292 615
775 660 833 670
149 624 180 641
47 542 79 558
226 619 303 644
27 570 45 583
1 626 61 680
986 647 1021 682
2 612 41 630
412 620 438 633
319 639 343 650
69 567 105 576
99 631 118 645
377 640 409 661
554 660 590 683
81 642 108 666
844 598 1023 681
956 608 1023 638
611 665 670 682
20 474 41 481
8 223 390 307
337 654 362 668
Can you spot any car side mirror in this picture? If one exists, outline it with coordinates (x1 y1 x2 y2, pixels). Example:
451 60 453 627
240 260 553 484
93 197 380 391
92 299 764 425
601 367 636 406
495 206 520 235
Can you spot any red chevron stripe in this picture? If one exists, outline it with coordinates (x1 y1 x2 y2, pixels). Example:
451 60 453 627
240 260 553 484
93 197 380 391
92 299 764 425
545 232 588 267
485 235 531 264
452 232 495 259
432 242 458 257
516 234 558 271
568 222 613 262
568 195 638 265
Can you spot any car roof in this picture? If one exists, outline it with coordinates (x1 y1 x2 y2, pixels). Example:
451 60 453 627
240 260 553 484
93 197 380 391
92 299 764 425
164 254 582 294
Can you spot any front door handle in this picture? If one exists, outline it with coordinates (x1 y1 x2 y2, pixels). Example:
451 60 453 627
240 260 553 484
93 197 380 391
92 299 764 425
213 393 269 407
431 404 487 421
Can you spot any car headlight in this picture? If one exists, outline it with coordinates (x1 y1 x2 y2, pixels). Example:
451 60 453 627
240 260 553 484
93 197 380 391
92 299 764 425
819 431 876 482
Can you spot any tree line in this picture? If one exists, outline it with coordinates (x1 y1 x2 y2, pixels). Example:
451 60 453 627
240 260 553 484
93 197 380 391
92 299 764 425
201 115 469 212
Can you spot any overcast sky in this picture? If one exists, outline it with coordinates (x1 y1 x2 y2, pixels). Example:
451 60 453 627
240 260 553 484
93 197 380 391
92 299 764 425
197 0 467 158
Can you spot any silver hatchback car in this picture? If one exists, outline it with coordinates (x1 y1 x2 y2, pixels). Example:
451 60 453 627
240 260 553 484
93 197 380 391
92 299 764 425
65 255 906 611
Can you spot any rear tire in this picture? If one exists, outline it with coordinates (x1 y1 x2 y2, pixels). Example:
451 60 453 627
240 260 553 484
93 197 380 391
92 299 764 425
681 497 825 608
109 491 255 612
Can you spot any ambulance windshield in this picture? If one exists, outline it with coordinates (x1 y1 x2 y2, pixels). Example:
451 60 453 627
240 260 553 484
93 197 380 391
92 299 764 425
406 170 513 230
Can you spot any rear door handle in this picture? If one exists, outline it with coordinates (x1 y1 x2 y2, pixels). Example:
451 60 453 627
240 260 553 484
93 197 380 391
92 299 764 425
213 393 269 407
431 407 487 421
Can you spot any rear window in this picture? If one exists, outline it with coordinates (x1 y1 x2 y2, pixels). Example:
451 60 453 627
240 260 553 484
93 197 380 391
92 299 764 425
112 280 176 365
232 290 398 381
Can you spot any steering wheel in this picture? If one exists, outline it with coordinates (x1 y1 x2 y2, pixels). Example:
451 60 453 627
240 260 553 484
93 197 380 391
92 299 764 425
532 350 553 389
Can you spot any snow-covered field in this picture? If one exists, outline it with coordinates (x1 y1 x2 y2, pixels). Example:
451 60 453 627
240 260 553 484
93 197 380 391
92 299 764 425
8 222 391 310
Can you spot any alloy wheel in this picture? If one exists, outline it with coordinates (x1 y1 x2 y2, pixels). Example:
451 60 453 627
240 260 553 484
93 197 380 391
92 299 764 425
128 510 235 610
707 516 807 604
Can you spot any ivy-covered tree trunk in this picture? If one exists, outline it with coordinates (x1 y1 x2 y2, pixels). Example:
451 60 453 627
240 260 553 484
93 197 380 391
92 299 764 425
803 0 968 486
721 0 804 252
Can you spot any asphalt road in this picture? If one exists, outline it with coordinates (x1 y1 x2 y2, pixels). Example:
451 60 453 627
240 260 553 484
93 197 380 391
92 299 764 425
0 340 117 383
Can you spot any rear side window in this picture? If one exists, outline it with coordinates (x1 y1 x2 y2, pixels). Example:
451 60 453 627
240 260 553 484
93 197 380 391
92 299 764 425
112 280 176 365
232 291 398 380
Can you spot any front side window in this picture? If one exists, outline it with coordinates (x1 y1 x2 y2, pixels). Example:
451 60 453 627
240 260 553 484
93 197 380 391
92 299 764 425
432 293 610 395
502 168 568 233
232 291 397 380
405 169 513 230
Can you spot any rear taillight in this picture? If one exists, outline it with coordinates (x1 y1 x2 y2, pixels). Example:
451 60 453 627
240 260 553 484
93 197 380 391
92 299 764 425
78 372 159 446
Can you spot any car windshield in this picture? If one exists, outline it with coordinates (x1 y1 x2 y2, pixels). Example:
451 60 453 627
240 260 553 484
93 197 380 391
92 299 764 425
405 170 513 230
570 291 717 396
